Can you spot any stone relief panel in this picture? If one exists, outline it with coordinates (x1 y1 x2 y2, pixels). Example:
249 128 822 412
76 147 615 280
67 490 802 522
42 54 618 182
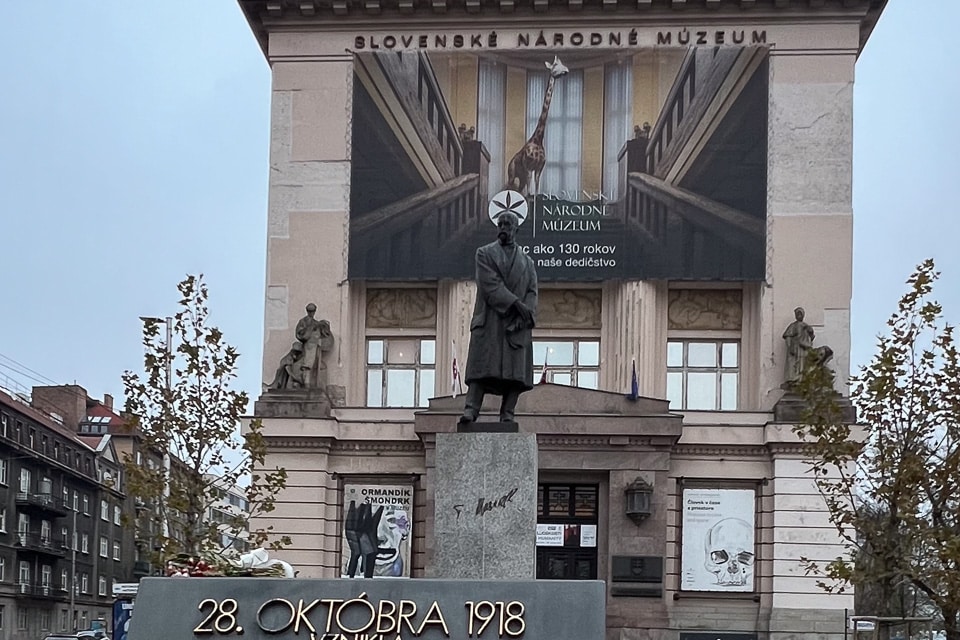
537 289 602 329
366 288 438 328
667 290 743 331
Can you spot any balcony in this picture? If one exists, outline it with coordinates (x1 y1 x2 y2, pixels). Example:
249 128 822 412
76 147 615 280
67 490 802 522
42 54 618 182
15 492 69 517
15 583 60 599
14 532 67 557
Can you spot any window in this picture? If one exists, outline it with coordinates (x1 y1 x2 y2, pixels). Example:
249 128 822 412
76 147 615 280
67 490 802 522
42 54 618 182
62 485 69 505
0 508 6 533
113 541 121 561
41 565 51 588
19 468 31 493
61 569 68 591
41 520 51 545
60 527 68 550
533 340 599 389
98 576 107 596
40 610 50 631
29 429 35 449
666 340 739 410
101 499 109 521
0 557 5 582
81 534 89 554
81 573 89 594
0 458 6 485
72 490 79 511
80 611 88 629
602 61 633 197
82 495 89 515
17 607 27 631
60 609 68 632
525 68 583 194
477 58 507 190
0 414 5 437
54 442 60 458
0 604 4 629
99 537 108 558
366 338 436 408
18 561 29 586
114 505 121 525
17 514 29 545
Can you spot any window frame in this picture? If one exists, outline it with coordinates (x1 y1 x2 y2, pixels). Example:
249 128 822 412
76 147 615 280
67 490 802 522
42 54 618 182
365 337 437 408
531 338 601 389
666 334 741 411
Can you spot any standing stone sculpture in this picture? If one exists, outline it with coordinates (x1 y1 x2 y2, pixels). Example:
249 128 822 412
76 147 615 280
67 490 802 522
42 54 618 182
781 306 835 390
459 211 538 423
782 306 815 388
264 303 334 394
295 303 335 391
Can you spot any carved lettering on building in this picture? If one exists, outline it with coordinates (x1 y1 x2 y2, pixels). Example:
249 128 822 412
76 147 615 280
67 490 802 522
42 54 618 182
353 29 768 51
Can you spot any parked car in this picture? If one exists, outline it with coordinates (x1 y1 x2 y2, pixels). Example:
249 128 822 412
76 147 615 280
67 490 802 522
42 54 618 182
42 634 79 640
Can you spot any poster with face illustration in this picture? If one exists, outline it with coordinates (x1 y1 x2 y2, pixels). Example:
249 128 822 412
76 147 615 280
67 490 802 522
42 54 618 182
341 483 413 578
681 488 756 592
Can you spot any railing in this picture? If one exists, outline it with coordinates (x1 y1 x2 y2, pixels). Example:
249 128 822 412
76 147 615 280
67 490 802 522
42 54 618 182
15 492 69 515
644 47 743 178
366 51 463 183
15 532 67 556
351 173 484 277
622 172 764 275
15 583 57 598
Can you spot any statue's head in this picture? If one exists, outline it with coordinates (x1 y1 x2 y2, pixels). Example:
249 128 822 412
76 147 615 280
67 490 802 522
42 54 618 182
794 307 804 321
497 211 520 245
306 303 317 315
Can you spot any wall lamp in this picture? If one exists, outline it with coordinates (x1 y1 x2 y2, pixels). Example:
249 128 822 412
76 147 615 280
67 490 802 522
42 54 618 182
624 477 653 525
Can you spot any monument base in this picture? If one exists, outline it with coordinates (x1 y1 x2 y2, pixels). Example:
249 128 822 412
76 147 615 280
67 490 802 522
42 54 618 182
457 419 519 433
774 391 856 423
253 389 330 418
432 429 538 579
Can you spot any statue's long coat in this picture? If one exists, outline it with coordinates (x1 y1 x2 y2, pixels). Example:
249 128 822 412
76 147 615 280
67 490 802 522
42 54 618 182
464 241 538 393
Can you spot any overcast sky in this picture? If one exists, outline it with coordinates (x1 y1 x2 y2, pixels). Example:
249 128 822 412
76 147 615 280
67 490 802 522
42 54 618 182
0 1 956 409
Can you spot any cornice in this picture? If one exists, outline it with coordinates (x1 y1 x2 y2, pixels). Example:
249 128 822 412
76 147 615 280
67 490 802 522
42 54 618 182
238 0 886 53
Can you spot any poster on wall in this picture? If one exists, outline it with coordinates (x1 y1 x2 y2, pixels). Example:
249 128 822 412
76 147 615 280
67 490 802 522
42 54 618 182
681 488 756 592
348 45 768 282
341 483 413 578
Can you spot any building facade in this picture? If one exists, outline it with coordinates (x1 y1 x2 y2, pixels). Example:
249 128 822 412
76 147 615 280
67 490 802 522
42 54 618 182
239 1 885 639
0 387 134 640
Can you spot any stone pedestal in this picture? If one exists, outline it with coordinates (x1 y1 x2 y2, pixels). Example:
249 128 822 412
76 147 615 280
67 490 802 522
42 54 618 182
432 427 538 579
773 391 856 424
253 389 330 418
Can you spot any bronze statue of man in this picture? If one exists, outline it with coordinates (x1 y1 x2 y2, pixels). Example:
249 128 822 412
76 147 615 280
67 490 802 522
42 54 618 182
459 211 538 423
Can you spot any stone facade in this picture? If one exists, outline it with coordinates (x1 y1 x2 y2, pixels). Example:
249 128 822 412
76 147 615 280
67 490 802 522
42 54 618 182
238 1 885 639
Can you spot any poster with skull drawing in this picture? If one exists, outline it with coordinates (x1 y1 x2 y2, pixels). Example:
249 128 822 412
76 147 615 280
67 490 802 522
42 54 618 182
681 488 756 591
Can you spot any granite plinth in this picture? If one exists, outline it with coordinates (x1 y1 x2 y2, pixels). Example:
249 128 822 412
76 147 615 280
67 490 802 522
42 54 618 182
128 577 606 640
254 389 331 418
774 392 856 424
433 431 537 579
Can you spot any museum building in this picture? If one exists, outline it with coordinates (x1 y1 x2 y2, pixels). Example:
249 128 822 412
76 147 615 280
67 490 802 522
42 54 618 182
237 1 886 639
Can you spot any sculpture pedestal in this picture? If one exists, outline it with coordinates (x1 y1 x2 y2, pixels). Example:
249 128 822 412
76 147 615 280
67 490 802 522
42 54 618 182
253 389 330 418
432 426 538 579
773 392 856 424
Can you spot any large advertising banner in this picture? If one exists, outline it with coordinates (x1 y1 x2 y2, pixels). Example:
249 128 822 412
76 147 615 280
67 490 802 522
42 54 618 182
349 45 768 281
341 483 413 578
680 488 756 592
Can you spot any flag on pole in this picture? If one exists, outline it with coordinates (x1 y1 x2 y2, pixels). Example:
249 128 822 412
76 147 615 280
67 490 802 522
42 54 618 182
538 351 549 385
627 358 639 401
451 341 463 397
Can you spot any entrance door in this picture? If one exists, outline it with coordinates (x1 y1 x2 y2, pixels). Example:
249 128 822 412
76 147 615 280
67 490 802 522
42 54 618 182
536 484 599 580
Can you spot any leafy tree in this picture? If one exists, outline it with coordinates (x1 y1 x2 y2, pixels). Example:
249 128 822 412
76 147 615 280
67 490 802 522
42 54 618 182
794 259 960 640
122 274 290 567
